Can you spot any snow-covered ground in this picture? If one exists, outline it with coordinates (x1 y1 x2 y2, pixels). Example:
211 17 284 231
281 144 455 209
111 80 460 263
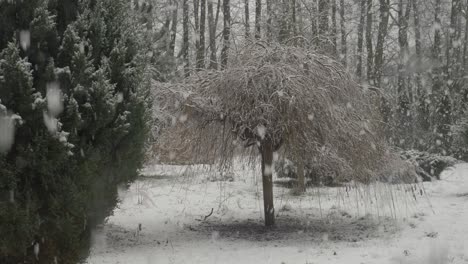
86 163 468 264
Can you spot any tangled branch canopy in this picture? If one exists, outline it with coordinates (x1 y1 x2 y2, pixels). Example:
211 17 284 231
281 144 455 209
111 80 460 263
157 43 398 183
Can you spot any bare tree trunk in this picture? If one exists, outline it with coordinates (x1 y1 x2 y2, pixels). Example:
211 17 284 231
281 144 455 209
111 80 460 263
331 0 337 56
208 0 218 69
169 0 178 57
297 0 304 36
396 0 412 147
412 0 421 94
279 0 291 42
292 0 297 37
245 0 250 38
365 0 374 82
255 0 261 39
356 0 366 79
339 0 347 66
183 0 190 77
397 0 411 101
463 3 468 71
197 0 206 69
448 0 462 92
296 159 305 192
260 138 275 226
373 0 390 88
318 0 329 50
266 0 272 40
194 0 200 49
220 0 230 69
311 0 318 46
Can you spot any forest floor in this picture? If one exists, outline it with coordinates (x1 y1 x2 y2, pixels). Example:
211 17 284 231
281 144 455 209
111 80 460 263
86 162 468 264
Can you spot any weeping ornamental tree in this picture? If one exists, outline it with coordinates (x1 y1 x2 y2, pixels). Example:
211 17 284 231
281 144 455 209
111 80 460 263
160 43 390 226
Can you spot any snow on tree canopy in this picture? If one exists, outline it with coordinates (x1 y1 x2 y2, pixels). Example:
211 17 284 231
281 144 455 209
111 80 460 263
158 43 396 184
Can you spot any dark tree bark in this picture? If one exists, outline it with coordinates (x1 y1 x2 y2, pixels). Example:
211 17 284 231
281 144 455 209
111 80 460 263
266 0 272 40
356 0 366 79
260 138 275 226
373 0 390 88
311 0 319 46
365 0 374 82
331 0 337 56
397 0 411 102
396 0 412 147
339 0 347 66
169 0 179 57
255 0 261 39
220 0 230 69
197 0 206 69
447 0 462 94
183 0 190 77
412 0 422 94
292 0 297 37
208 0 218 69
245 0 250 38
463 2 468 71
279 0 291 42
297 0 304 36
318 0 329 50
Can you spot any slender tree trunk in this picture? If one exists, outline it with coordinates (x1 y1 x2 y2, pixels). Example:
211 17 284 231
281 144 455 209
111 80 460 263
245 0 250 38
356 0 366 79
297 0 304 36
183 0 190 77
208 0 218 69
220 0 230 69
339 0 347 66
296 159 305 192
412 0 429 135
318 0 329 51
194 0 200 54
169 0 178 57
255 0 261 39
397 0 412 147
412 0 421 94
432 0 451 152
331 0 337 56
279 0 290 42
260 138 275 226
312 0 319 46
365 0 374 82
448 0 462 94
373 0 390 88
266 0 272 40
463 3 468 71
397 0 406 97
292 0 297 37
197 0 206 69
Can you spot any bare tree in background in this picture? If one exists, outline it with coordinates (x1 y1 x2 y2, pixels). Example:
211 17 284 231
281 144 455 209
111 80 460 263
221 0 231 69
339 0 347 66
255 0 261 39
318 0 329 50
331 0 337 56
183 0 190 76
169 0 178 57
356 0 366 79
196 0 206 69
245 0 250 38
373 0 390 88
208 0 218 69
365 0 373 82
